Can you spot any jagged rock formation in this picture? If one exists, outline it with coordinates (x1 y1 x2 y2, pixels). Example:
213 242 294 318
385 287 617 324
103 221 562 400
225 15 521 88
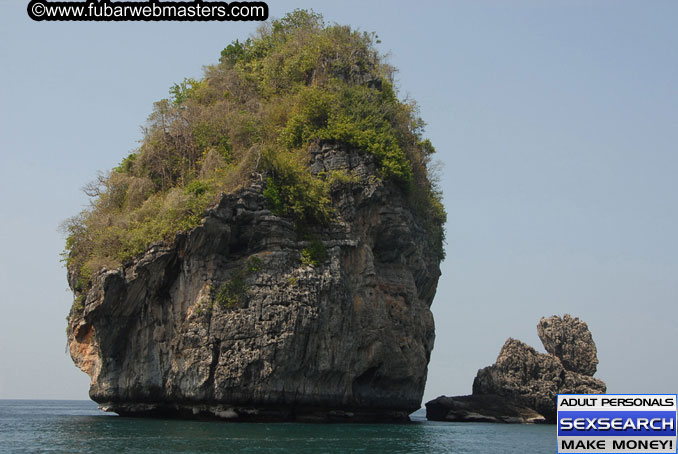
472 336 605 421
426 314 605 423
537 314 598 376
67 144 441 422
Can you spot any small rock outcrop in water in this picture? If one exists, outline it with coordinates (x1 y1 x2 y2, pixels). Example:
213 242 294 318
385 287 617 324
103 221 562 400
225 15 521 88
425 394 546 424
426 315 605 423
67 145 442 422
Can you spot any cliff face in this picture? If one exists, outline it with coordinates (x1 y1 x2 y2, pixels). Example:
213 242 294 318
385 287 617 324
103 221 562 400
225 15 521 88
67 144 441 422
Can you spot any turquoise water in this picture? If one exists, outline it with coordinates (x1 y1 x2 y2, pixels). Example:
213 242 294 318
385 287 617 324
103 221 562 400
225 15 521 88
0 400 555 453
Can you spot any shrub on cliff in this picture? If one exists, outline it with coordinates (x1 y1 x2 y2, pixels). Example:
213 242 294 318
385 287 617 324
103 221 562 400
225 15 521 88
62 9 446 298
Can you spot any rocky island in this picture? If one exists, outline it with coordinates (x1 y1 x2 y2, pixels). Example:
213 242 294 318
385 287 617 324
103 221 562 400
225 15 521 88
63 11 445 422
426 315 606 423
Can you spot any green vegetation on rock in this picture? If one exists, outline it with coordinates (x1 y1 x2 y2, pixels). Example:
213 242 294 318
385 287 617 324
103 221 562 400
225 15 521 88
301 238 328 267
214 257 263 308
62 9 446 297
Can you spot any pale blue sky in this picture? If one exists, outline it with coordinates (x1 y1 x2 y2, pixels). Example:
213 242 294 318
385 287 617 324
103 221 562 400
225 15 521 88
0 0 676 403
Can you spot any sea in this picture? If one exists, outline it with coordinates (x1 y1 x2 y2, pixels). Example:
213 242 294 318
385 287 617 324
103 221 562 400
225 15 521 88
0 400 555 453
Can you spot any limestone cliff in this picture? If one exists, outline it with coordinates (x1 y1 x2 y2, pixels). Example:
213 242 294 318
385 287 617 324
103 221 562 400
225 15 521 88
67 144 441 422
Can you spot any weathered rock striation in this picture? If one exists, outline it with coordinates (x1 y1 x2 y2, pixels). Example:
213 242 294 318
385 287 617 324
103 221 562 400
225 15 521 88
426 315 605 423
67 144 442 422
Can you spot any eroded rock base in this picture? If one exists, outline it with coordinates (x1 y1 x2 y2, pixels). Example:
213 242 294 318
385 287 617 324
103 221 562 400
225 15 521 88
101 402 411 422
425 395 546 424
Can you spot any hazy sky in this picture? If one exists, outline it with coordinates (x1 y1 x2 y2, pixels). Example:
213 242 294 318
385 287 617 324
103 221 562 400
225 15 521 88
1 0 676 403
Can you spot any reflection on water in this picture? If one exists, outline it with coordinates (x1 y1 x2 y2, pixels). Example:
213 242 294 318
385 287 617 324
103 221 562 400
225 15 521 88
0 400 554 454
